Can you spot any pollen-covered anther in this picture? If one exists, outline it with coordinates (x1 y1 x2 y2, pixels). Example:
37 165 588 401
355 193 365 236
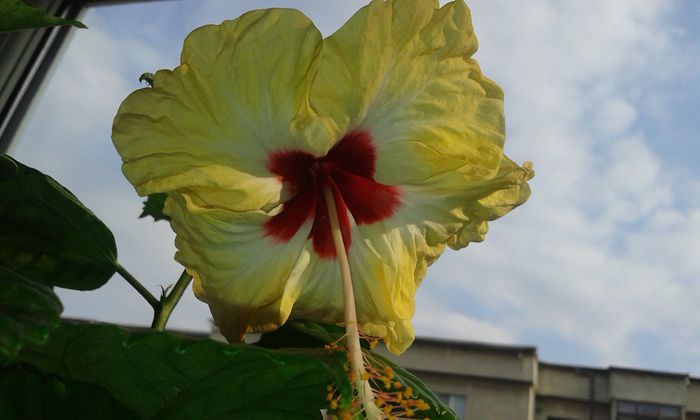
363 360 432 419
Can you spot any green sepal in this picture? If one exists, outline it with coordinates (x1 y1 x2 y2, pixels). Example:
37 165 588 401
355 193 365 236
257 320 346 349
139 192 170 222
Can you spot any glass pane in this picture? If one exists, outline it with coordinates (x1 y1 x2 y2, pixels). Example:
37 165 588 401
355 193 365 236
638 403 659 415
450 394 467 419
617 415 636 420
617 401 637 414
659 405 680 417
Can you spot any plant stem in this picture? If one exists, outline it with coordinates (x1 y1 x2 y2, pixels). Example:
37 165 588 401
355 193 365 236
151 269 193 331
323 185 382 420
115 262 159 309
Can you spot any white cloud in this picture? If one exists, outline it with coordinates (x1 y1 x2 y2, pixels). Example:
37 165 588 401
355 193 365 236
417 0 700 373
413 301 517 345
7 0 700 376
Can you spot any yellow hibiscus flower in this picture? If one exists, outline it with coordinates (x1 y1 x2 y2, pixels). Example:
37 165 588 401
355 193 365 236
112 0 533 356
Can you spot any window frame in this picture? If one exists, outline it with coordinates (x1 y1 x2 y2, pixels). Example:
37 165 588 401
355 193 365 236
0 0 158 153
615 399 681 420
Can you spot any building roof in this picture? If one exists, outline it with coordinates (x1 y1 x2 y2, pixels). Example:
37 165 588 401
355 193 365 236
412 336 537 355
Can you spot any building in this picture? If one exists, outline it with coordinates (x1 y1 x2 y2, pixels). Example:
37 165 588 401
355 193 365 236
377 337 700 420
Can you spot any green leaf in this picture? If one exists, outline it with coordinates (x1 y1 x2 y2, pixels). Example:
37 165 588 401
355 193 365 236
0 155 18 181
18 321 352 419
0 154 117 290
0 364 134 419
0 267 62 359
139 192 170 222
0 0 86 32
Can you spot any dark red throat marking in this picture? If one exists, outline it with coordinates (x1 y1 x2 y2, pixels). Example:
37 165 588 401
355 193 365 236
264 130 401 259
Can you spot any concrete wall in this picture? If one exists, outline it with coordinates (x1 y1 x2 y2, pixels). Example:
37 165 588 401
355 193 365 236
609 369 688 406
686 378 700 415
378 340 536 384
415 370 533 420
538 364 609 402
536 364 611 420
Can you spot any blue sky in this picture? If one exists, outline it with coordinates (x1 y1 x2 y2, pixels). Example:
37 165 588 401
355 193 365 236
8 0 700 375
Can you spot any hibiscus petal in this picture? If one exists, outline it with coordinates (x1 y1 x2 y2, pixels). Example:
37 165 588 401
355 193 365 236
311 0 505 189
451 157 534 248
165 193 314 341
264 176 318 242
111 1 533 357
303 0 533 353
328 165 400 225
113 9 330 212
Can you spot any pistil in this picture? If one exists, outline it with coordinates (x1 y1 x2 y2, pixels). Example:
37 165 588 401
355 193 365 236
323 182 382 419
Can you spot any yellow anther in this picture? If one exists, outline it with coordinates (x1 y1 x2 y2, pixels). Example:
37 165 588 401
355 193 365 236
326 392 333 401
330 400 338 410
404 386 413 398
393 381 402 389
383 366 394 379
369 338 379 349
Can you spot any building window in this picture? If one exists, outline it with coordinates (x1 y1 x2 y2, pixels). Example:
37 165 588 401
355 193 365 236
616 400 681 420
686 413 700 420
437 392 467 419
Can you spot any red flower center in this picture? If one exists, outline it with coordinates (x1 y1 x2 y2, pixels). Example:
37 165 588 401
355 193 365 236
264 130 401 259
